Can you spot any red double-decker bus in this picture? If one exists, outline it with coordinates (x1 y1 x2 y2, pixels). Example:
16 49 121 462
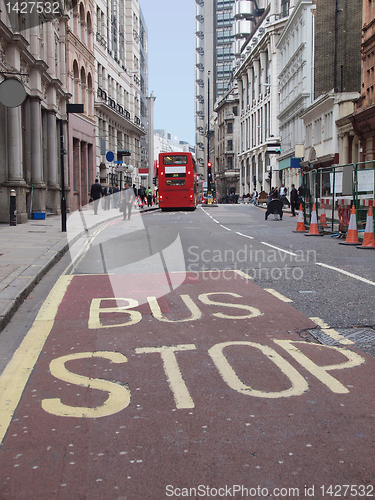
158 152 198 210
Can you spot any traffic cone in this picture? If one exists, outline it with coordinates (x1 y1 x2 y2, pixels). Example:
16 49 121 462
357 204 375 249
293 204 307 232
320 201 327 227
305 204 324 236
339 205 360 245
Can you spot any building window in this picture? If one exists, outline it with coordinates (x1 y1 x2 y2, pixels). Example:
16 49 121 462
314 118 322 144
306 123 312 147
324 112 333 140
281 0 289 17
227 122 233 134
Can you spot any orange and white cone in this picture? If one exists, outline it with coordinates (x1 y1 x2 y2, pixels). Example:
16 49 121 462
293 204 307 232
339 205 360 245
305 203 324 236
320 201 327 227
357 204 375 249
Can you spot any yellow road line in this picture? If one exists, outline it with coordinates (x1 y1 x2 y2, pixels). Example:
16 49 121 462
310 317 354 345
264 288 293 303
65 226 106 275
0 275 73 445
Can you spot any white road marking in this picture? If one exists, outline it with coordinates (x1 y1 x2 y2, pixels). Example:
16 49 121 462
316 262 375 287
235 232 254 239
260 242 298 256
201 209 375 287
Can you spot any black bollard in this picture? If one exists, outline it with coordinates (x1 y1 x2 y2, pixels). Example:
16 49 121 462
10 189 17 226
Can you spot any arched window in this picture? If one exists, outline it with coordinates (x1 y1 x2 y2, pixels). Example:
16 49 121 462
79 3 85 42
86 11 92 49
80 66 86 110
87 72 93 116
72 0 78 35
73 60 79 103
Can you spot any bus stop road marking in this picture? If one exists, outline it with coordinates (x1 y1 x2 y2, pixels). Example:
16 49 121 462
0 271 373 499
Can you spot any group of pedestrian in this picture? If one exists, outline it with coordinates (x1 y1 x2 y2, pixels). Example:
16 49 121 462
263 183 304 217
90 180 122 214
90 180 156 220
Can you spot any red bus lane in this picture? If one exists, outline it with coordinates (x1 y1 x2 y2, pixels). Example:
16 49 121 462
0 271 374 499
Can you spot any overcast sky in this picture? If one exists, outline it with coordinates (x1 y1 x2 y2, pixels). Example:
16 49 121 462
139 0 195 146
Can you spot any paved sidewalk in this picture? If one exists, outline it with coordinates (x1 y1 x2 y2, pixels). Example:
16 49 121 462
0 203 158 332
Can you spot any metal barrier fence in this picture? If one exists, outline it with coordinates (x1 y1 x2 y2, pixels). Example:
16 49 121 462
302 162 375 235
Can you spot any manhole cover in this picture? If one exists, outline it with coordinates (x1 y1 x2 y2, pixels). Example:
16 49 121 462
308 327 375 346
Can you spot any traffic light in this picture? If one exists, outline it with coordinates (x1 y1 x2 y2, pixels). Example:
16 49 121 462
207 161 212 183
268 167 272 181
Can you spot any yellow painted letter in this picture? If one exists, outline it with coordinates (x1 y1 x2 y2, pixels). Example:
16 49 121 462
41 351 130 418
147 295 202 323
208 341 308 398
198 292 263 319
88 298 142 329
274 340 365 394
135 345 197 409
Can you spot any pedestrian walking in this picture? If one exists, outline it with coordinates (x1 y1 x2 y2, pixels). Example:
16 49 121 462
120 182 135 220
279 184 290 208
113 185 120 208
290 184 299 216
90 179 102 215
139 186 146 206
146 186 153 207
103 184 112 210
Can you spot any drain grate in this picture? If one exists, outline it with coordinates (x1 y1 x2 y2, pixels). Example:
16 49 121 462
308 327 375 347
308 330 338 346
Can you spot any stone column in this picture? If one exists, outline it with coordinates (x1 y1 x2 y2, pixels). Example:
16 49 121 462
241 73 247 111
7 106 23 181
62 119 70 212
260 51 267 89
6 106 28 222
342 134 350 165
73 138 81 210
47 110 60 212
29 97 45 212
81 141 88 206
247 67 252 108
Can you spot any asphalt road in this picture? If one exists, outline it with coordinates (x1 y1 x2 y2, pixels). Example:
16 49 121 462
0 205 374 499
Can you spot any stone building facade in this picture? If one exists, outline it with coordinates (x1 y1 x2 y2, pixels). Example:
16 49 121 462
214 86 240 199
66 0 96 212
0 6 70 223
350 0 375 163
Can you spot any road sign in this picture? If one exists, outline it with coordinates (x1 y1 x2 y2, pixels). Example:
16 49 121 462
106 151 115 162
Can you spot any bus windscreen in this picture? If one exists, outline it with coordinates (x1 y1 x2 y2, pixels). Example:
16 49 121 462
162 155 188 165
